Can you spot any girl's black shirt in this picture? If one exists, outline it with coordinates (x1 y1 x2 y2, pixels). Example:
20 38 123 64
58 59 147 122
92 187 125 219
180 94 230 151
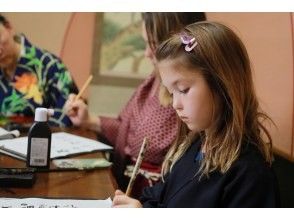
140 138 280 207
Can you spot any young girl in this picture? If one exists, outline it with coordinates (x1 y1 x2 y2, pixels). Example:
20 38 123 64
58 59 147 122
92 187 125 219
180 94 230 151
112 21 280 207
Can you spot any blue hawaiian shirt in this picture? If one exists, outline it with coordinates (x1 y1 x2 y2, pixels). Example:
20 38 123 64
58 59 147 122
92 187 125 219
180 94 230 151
0 34 78 127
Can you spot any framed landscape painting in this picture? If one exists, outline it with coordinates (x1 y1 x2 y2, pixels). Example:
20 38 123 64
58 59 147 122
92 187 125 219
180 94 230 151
91 12 152 87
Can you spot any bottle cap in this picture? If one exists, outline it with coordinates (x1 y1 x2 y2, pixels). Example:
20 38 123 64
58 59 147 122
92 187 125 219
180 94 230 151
34 108 54 122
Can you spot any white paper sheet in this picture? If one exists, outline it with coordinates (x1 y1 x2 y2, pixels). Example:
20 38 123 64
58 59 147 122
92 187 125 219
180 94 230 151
0 132 113 159
0 197 112 208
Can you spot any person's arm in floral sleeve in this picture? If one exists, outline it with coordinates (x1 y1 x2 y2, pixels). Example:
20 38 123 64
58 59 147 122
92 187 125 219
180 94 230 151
44 56 78 127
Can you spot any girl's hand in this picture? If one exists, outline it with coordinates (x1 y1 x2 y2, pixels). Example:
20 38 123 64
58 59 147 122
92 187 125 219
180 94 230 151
64 94 90 127
65 94 101 132
112 190 143 208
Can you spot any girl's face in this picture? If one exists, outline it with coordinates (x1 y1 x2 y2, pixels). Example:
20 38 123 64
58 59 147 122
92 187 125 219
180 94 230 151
0 23 16 68
159 60 215 132
142 22 156 67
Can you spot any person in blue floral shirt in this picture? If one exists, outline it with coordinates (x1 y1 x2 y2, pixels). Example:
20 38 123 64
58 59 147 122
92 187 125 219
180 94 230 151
0 14 78 127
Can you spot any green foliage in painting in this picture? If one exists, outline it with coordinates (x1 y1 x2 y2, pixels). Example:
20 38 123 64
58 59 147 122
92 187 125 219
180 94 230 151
123 35 145 50
102 19 121 44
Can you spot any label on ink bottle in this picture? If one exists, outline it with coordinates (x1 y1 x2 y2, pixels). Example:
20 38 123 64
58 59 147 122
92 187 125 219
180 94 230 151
29 138 49 166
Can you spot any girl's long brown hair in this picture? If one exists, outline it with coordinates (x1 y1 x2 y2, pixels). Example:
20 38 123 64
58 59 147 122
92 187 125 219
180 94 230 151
156 22 273 177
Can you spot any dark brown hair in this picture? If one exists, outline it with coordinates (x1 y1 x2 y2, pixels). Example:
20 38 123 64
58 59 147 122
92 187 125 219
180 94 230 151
0 14 8 25
142 12 206 51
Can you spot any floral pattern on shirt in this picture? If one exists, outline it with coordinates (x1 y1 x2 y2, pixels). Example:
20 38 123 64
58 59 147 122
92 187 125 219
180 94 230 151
0 34 78 126
14 73 42 104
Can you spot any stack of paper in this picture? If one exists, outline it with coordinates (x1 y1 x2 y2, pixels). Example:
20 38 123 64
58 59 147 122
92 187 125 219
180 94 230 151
0 132 113 161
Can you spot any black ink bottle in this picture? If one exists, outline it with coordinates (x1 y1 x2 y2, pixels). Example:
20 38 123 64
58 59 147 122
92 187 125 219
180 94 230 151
26 108 54 169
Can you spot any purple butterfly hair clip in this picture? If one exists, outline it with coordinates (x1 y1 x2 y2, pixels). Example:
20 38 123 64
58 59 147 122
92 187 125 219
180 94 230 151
180 34 198 52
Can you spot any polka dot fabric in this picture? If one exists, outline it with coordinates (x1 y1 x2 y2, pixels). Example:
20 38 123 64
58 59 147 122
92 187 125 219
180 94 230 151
100 73 178 166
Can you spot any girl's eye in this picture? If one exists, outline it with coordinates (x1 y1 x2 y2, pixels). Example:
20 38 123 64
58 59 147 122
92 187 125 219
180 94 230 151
179 88 189 94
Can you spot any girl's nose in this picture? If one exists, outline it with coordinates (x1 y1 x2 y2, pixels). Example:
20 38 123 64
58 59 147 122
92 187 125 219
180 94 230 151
172 96 183 111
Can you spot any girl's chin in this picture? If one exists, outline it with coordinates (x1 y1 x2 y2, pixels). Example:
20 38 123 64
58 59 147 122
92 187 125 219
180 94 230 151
186 124 203 133
186 124 196 131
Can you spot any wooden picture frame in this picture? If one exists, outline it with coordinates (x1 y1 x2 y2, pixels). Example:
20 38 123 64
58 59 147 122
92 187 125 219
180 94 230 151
91 12 152 87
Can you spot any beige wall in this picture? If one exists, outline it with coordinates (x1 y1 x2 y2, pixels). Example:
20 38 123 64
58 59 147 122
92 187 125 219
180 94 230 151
207 13 294 158
2 12 71 56
2 12 294 159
